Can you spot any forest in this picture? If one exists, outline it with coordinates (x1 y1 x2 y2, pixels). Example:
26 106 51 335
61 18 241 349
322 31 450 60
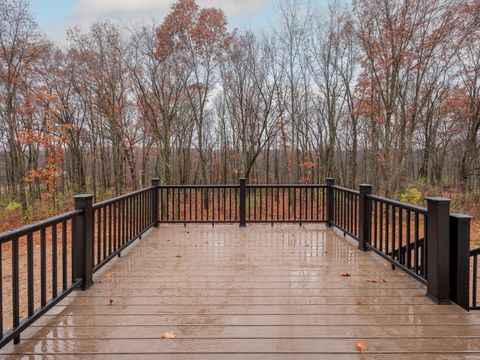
0 0 479 228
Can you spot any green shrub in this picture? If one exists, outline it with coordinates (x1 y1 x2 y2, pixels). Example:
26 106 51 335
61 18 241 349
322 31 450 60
6 201 21 212
399 186 423 205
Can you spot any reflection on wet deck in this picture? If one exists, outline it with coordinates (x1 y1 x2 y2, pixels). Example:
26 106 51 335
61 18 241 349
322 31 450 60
2 224 480 358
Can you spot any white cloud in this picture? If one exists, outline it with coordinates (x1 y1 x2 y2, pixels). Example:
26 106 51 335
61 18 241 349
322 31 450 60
73 0 273 19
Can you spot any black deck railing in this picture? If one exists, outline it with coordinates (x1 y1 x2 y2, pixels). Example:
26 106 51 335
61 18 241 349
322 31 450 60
0 186 158 349
159 184 240 223
331 185 359 239
92 186 157 272
158 181 328 224
0 176 476 349
367 194 428 285
0 210 82 348
245 184 327 223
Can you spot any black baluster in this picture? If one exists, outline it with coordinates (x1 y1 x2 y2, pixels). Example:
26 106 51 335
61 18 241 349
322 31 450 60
40 228 47 306
12 237 20 344
52 224 58 298
62 220 67 291
27 232 34 316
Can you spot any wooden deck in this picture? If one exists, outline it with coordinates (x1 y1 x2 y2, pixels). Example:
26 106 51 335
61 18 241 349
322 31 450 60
2 224 480 358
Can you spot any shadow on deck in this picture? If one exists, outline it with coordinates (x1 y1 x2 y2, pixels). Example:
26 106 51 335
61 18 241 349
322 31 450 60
2 225 479 358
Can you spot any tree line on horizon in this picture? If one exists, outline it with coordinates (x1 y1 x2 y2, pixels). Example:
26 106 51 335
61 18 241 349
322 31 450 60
0 0 479 215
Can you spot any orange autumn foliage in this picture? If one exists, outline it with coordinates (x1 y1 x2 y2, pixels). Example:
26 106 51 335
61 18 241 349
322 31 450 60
155 0 229 61
18 87 67 191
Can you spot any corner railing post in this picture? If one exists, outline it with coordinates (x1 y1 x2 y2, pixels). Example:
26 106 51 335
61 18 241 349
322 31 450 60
151 178 160 227
239 178 247 227
449 214 471 310
326 178 335 227
73 194 94 290
426 197 451 304
359 184 372 251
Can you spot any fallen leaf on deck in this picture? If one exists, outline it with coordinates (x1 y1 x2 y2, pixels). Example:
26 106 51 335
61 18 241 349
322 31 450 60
162 331 176 339
356 341 366 353
341 273 351 277
176 255 182 258
366 279 377 283
108 299 114 305
382 279 387 283
356 300 363 305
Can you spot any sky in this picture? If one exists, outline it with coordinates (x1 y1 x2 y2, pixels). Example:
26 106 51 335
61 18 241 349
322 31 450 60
29 0 283 45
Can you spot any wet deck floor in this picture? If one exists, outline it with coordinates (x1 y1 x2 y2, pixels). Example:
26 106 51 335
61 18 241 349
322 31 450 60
2 224 480 359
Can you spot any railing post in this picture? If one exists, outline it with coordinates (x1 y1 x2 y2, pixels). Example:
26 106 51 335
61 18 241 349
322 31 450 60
151 178 160 227
449 214 471 310
358 184 372 251
73 194 94 290
326 178 335 227
239 178 247 227
426 197 451 304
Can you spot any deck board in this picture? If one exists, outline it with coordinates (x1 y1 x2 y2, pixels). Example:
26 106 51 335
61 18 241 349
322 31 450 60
2 224 480 357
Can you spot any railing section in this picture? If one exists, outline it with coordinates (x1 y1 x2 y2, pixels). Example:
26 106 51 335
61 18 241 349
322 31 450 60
367 194 428 284
246 185 327 223
92 186 156 272
159 185 240 223
331 186 359 239
0 210 83 348
158 183 327 224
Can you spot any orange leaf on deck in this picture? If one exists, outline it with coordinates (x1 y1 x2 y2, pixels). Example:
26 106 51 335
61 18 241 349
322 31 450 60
366 279 377 283
356 340 367 353
108 299 114 305
176 255 182 258
162 331 176 339
341 273 351 277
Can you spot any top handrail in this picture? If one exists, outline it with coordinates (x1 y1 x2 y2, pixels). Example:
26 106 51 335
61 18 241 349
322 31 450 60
367 193 428 214
471 247 480 256
158 184 239 189
157 183 327 188
93 186 156 209
332 185 360 195
247 183 327 188
0 209 83 244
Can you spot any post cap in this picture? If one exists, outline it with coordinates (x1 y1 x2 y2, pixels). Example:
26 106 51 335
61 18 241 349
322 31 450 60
73 194 94 200
425 197 451 203
450 213 472 219
239 178 247 181
359 183 372 187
